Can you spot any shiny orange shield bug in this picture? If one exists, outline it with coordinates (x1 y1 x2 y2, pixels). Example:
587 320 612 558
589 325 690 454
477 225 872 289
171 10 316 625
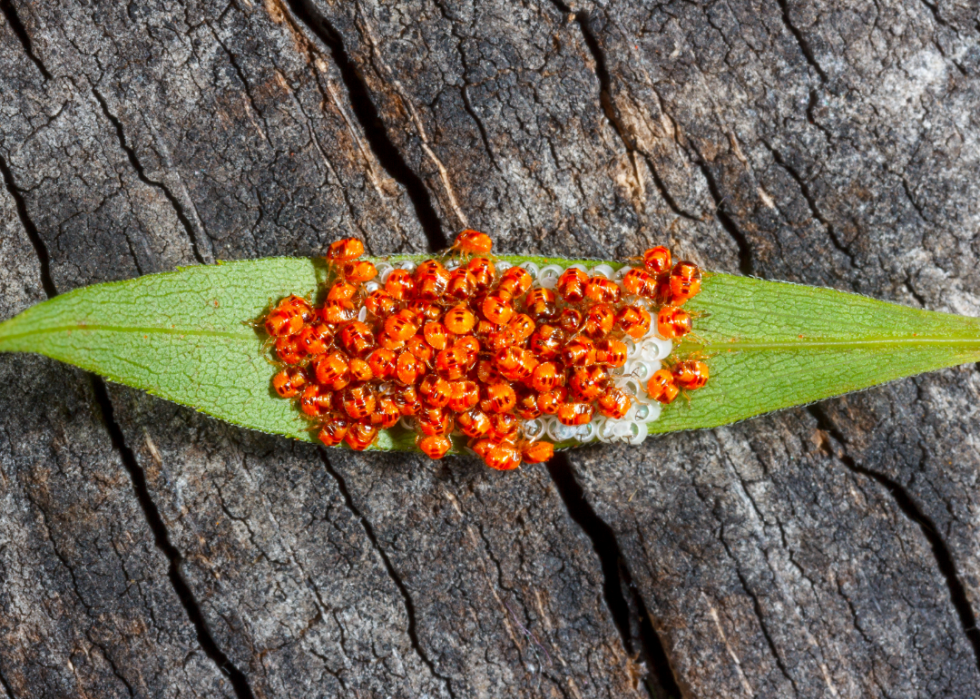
414 260 451 301
277 295 315 323
327 280 358 302
490 413 520 442
484 442 522 471
419 375 452 408
272 367 307 398
656 306 692 340
365 289 397 318
522 441 554 464
668 261 703 305
456 408 492 438
622 268 657 297
274 334 306 365
485 383 517 413
384 269 415 300
349 357 374 383
326 237 364 263
556 308 584 334
597 387 632 419
596 338 628 368
298 322 334 356
448 380 480 412
435 345 470 380
583 304 616 340
585 276 621 304
569 366 607 402
423 321 451 350
452 229 493 255
367 348 397 380
466 257 496 292
318 415 350 447
341 260 377 284
396 351 426 385
416 407 453 436
264 308 304 338
385 309 420 342
529 324 567 361
507 314 536 343
482 294 515 325
406 335 434 365
320 300 357 324
531 361 564 393
514 389 542 420
498 267 533 299
647 369 680 404
418 434 453 460
299 384 333 418
556 402 595 426
524 288 557 321
342 385 377 420
371 396 402 428
561 336 597 367
314 350 349 385
616 304 652 339
447 268 477 301
537 387 568 415
556 267 589 303
394 385 423 416
340 321 376 356
345 422 379 451
642 245 672 276
672 360 709 390
444 304 477 334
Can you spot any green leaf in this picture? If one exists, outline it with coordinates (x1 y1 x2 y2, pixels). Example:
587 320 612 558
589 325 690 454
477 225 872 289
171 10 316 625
1 257 978 451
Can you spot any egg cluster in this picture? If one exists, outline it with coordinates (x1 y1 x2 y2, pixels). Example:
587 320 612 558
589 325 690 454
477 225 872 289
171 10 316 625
263 231 708 470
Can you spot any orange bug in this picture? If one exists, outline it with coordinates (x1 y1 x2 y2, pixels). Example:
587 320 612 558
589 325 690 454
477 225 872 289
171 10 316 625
371 397 402 428
556 402 595 426
318 415 350 447
583 304 616 340
419 375 452 408
556 267 589 303
272 367 307 398
274 334 306 365
342 385 377 420
477 359 504 385
622 268 657 297
495 347 537 382
435 345 470 380
498 267 533 299
414 260 451 301
417 434 453 460
448 380 480 412
328 280 358 302
668 261 702 305
367 348 397 380
642 246 671 276
394 385 422 416
423 321 450 350
484 383 517 413
447 268 477 301
482 294 515 325
528 324 567 361
277 295 315 323
561 336 597 367
416 407 453 436
396 351 426 384
584 276 621 304
569 365 607 402
365 289 397 318
345 422 379 451
596 338 628 368
672 360 709 390
385 309 420 342
340 321 376 356
299 384 333 418
484 442 522 471
646 369 679 404
556 308 584 334
656 306 692 340
514 389 542 420
298 322 334 356
349 357 374 383
326 237 364 264
507 313 536 343
444 305 477 334
597 386 632 419
524 288 557 321
320 300 357 324
490 413 520 442
454 335 480 363
384 269 415 300
456 408 492 438
341 260 377 284
521 441 554 463
264 308 304 338
452 229 493 255
616 304 652 339
537 387 568 415
406 335 434 365
531 361 564 393
466 257 495 292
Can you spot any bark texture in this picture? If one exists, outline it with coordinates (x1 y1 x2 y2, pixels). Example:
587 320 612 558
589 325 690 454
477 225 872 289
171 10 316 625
1 0 979 697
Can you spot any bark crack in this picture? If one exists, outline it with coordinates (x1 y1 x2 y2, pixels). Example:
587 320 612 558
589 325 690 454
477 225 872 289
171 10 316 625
546 453 681 699
89 377 256 699
0 666 13 699
90 88 209 266
0 151 57 298
316 449 456 698
282 0 449 251
773 0 828 83
0 0 51 79
807 404 980 673
693 159 754 276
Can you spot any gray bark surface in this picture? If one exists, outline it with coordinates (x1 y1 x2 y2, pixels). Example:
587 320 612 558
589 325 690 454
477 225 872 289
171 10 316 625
1 0 979 697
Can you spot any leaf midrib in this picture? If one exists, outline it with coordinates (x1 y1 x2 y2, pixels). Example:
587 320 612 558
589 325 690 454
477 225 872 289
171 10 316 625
0 324 249 344
694 336 980 352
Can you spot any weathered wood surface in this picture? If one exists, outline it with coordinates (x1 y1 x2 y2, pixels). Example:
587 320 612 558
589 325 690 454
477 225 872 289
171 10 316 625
1 0 979 696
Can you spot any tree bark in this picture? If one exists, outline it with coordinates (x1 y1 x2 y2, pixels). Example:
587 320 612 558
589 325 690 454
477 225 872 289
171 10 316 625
1 0 979 697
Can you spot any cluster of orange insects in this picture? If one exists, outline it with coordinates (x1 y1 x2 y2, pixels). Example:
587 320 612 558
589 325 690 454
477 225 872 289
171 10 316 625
263 230 708 470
